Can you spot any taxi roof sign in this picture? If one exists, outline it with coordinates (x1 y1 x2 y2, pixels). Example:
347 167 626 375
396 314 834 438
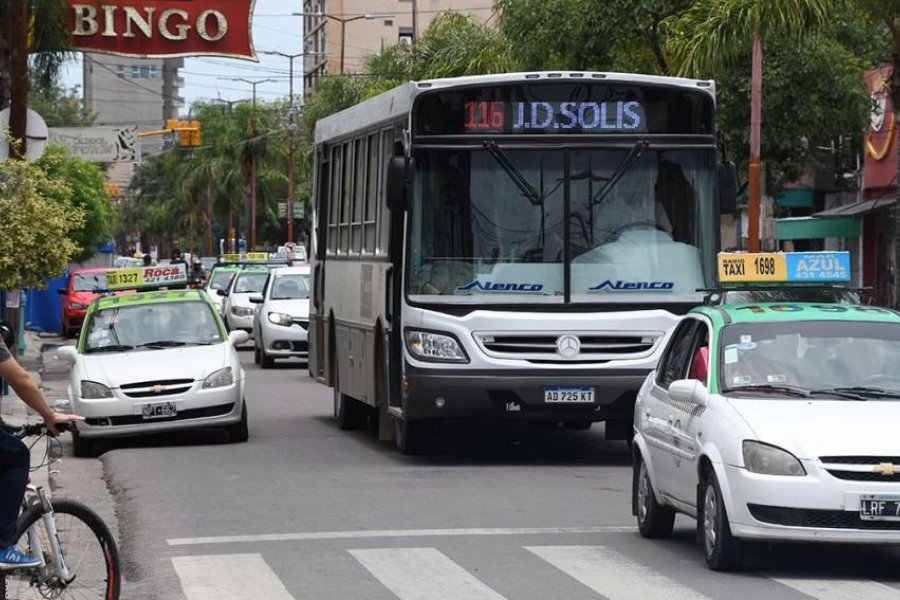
222 252 269 264
105 263 189 291
718 251 851 284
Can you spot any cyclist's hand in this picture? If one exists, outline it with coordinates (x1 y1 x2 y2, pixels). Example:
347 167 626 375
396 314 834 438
45 412 84 437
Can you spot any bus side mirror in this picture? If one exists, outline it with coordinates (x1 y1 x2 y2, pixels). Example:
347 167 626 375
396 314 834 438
386 156 409 212
718 161 738 214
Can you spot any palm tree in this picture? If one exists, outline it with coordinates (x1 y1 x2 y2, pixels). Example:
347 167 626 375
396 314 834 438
854 1 900 307
667 0 835 252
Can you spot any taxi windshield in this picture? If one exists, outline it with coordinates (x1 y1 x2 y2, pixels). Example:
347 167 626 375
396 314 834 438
208 270 237 291
270 274 309 299
232 271 268 293
73 273 107 292
84 301 223 352
719 320 900 397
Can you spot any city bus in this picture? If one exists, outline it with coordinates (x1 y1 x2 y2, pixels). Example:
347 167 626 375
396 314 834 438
309 72 736 453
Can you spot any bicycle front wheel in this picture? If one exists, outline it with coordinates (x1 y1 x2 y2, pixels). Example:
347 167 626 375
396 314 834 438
6 498 121 600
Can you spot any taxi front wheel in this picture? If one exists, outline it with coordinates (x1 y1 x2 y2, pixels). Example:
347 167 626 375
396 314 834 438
701 472 744 571
634 455 674 538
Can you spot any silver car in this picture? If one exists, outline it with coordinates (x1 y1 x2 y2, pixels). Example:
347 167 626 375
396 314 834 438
250 266 310 367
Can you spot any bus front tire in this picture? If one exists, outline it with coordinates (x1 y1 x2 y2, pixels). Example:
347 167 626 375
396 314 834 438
334 389 365 430
394 418 431 455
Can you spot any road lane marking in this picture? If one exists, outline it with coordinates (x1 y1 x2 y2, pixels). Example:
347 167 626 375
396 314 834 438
167 525 637 546
770 577 900 600
350 547 507 600
172 553 294 600
526 545 712 600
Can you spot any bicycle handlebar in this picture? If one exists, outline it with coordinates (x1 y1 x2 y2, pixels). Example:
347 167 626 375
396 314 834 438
0 421 72 439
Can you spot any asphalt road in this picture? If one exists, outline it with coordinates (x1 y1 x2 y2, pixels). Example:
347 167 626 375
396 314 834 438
61 350 900 600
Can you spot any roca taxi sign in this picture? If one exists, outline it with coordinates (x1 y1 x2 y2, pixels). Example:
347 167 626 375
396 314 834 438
104 263 188 290
717 251 851 284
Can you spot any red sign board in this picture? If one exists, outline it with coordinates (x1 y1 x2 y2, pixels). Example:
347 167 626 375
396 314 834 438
68 0 256 60
863 68 898 195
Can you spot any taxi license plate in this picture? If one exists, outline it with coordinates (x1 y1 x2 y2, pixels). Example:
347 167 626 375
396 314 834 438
544 386 594 403
860 495 900 521
141 402 177 419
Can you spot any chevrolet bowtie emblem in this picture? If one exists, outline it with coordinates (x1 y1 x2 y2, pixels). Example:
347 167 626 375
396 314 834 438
152 385 166 394
873 463 897 476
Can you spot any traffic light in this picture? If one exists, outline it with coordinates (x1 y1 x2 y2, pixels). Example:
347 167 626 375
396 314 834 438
178 120 191 147
189 120 201 147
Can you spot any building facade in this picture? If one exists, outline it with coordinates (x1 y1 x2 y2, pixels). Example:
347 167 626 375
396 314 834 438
302 0 498 95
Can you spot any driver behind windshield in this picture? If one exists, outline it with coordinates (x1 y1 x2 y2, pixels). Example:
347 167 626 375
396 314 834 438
602 170 673 237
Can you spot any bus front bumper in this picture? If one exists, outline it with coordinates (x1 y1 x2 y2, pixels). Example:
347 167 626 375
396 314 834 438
401 367 646 422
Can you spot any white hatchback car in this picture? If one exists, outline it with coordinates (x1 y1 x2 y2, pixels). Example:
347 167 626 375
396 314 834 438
57 289 250 456
250 266 310 368
220 268 270 336
633 301 900 570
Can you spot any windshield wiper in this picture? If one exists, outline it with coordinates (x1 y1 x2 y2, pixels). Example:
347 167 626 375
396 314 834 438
590 139 649 207
806 389 867 401
821 386 900 399
84 344 134 353
137 340 187 349
482 140 543 206
722 384 810 397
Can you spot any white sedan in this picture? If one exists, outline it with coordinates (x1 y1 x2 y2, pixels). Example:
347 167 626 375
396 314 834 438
632 301 900 570
251 266 310 368
57 289 250 456
220 269 269 336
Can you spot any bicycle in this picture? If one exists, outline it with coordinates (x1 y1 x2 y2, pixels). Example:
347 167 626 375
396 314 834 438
0 422 120 599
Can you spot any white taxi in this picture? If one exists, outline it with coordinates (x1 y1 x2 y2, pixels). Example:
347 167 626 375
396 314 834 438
633 252 900 570
57 266 249 456
250 265 310 367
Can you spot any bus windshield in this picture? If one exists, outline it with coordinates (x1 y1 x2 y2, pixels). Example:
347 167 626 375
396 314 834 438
407 146 716 303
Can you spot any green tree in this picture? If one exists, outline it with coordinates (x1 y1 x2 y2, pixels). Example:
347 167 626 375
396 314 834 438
0 156 83 289
27 79 95 127
35 145 116 262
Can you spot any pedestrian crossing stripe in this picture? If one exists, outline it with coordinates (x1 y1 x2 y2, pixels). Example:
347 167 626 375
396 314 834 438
170 545 900 600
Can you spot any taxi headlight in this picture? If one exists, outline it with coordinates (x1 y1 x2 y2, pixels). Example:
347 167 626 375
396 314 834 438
742 441 806 476
68 302 88 310
81 380 113 399
231 306 254 317
268 312 292 326
202 367 233 389
405 330 468 362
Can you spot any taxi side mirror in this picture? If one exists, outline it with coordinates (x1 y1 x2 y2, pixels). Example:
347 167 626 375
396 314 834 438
216 289 228 297
669 379 708 407
249 295 264 304
228 330 249 346
56 346 78 363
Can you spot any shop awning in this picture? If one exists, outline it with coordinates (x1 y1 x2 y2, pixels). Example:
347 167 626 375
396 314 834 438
775 216 859 240
814 197 896 217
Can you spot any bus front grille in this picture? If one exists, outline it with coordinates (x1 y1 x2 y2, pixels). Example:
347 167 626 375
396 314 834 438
473 332 660 362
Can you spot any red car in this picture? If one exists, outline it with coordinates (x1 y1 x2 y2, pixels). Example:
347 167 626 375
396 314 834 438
57 268 131 337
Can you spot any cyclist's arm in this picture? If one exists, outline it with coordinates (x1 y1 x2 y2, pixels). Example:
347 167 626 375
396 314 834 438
0 340 82 434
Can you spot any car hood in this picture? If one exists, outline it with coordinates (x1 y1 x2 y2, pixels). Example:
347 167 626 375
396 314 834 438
80 344 232 387
265 298 309 317
229 293 256 308
729 398 900 459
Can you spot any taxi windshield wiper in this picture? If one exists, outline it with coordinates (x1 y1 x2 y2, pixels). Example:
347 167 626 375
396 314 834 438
84 344 133 354
137 340 187 349
722 384 809 397
822 386 900 399
806 388 867 401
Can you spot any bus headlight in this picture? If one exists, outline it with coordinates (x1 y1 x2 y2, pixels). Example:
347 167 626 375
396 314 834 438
405 330 468 363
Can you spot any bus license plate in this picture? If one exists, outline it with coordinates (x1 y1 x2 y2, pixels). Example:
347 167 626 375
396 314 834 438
141 402 177 419
544 386 594 403
860 495 900 521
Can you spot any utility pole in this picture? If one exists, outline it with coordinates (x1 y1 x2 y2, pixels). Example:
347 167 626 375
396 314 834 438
230 78 274 250
9 0 28 160
294 12 394 74
412 0 418 43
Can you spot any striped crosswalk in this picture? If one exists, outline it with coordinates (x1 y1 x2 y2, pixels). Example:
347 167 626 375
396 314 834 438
169 542 900 600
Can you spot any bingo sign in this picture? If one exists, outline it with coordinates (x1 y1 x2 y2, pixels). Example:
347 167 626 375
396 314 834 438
718 252 851 284
105 264 188 290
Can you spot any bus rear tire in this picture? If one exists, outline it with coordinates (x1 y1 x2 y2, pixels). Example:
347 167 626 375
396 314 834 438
334 389 365 430
394 418 431 455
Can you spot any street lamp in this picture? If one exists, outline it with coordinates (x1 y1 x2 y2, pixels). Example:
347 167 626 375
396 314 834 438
293 12 395 73
227 78 275 250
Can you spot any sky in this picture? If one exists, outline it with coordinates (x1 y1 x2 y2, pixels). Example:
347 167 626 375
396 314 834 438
61 0 306 112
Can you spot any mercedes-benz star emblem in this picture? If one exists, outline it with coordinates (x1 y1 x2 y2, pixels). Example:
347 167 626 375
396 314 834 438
556 334 581 358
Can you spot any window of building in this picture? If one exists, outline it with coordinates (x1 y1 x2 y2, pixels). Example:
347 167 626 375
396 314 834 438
117 65 125 79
